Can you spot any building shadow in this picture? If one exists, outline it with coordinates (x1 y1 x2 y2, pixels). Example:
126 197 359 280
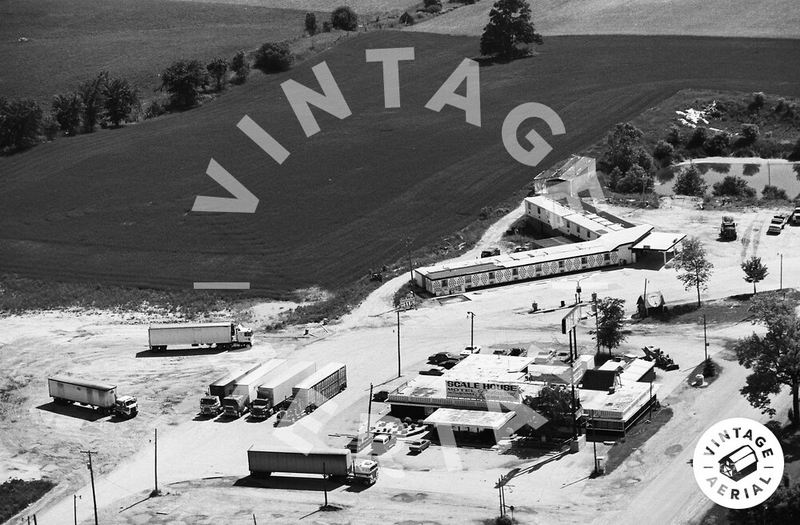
36 401 107 422
233 475 346 492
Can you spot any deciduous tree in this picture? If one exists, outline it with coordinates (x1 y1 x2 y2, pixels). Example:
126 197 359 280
253 42 294 73
206 57 229 92
305 12 318 35
598 122 654 179
102 77 138 127
78 71 108 133
673 164 708 197
734 295 800 425
230 51 249 85
0 98 43 153
331 6 358 31
480 0 542 60
596 297 627 353
160 59 208 109
672 237 714 307
741 256 768 294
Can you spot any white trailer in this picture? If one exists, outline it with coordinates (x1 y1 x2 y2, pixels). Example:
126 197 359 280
291 362 347 414
247 446 378 485
148 322 252 351
48 376 138 418
251 361 316 419
222 359 286 418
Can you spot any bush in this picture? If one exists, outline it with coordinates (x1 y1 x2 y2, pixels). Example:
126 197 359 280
102 76 138 127
305 12 318 35
254 42 294 73
0 98 43 153
78 71 108 133
703 131 730 156
739 123 759 144
331 6 358 31
426 4 442 13
789 137 800 161
749 91 766 112
712 176 755 199
665 125 682 146
424 0 442 6
322 20 332 32
0 478 55 523
686 126 708 149
615 165 654 194
399 12 414 25
41 114 59 140
51 92 83 136
143 99 167 120
206 57 229 91
761 185 788 201
674 165 707 197
230 50 249 85
495 515 513 525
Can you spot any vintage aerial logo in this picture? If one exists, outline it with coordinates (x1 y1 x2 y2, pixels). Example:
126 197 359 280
692 417 784 509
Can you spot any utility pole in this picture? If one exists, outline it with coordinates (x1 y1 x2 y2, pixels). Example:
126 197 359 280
591 415 598 475
643 278 648 317
80 450 99 525
701 314 709 362
367 383 374 439
466 311 475 349
396 309 401 378
592 293 600 355
322 462 328 508
405 236 414 282
153 428 159 496
779 252 783 292
74 494 78 525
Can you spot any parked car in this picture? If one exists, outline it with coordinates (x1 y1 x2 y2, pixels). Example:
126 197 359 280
419 368 444 376
372 390 389 402
428 352 461 365
509 347 527 357
773 214 787 228
480 248 501 258
440 360 460 370
460 345 481 357
768 216 784 235
408 439 431 453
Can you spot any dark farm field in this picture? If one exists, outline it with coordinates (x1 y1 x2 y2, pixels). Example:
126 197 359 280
2 32 800 298
0 0 312 103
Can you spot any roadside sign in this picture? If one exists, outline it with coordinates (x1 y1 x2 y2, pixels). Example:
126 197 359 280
399 292 416 310
561 303 582 334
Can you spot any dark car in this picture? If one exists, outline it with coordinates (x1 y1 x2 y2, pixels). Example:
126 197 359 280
419 368 445 376
440 359 460 370
372 390 389 402
428 352 461 365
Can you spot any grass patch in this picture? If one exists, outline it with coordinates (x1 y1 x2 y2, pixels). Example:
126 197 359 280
603 406 674 475
0 478 56 523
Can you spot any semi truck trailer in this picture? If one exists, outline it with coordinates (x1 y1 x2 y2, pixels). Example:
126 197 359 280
247 446 378 485
250 361 316 419
148 322 252 351
291 362 347 415
222 360 286 418
48 376 138 418
200 363 263 416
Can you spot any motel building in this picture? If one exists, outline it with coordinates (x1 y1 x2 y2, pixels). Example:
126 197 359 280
413 194 685 297
387 353 659 445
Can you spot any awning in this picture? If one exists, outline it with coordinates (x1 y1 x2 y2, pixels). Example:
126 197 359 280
423 408 515 431
631 232 686 251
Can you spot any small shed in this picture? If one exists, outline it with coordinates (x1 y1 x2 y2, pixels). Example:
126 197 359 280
637 291 665 317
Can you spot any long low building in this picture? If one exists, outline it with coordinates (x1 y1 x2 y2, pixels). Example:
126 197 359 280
414 224 653 296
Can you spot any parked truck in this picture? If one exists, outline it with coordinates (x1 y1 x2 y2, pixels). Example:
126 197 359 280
48 376 138 418
291 362 347 415
250 361 316 420
719 216 737 241
222 360 286 418
148 322 252 351
247 446 379 485
200 364 263 416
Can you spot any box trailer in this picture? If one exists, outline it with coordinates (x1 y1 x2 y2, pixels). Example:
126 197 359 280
251 361 316 419
199 363 263 416
247 446 378 485
291 362 347 414
48 376 138 418
148 322 252 351
222 359 286 418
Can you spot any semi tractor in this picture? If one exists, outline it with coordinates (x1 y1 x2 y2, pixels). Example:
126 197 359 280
200 364 263 416
48 376 138 418
222 360 286 418
250 361 316 420
148 322 252 351
247 446 379 486
291 362 347 415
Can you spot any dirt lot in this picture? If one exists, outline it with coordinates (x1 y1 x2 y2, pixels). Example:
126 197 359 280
3 198 798 524
409 0 800 38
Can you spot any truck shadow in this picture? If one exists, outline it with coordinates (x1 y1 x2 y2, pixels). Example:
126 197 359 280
234 475 346 492
36 402 107 422
135 348 228 358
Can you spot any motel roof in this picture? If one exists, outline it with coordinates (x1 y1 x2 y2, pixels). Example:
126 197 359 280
423 408 516 430
580 382 660 419
416 224 653 281
525 195 628 235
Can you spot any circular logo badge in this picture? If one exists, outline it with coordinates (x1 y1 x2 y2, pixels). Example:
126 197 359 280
693 418 784 509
